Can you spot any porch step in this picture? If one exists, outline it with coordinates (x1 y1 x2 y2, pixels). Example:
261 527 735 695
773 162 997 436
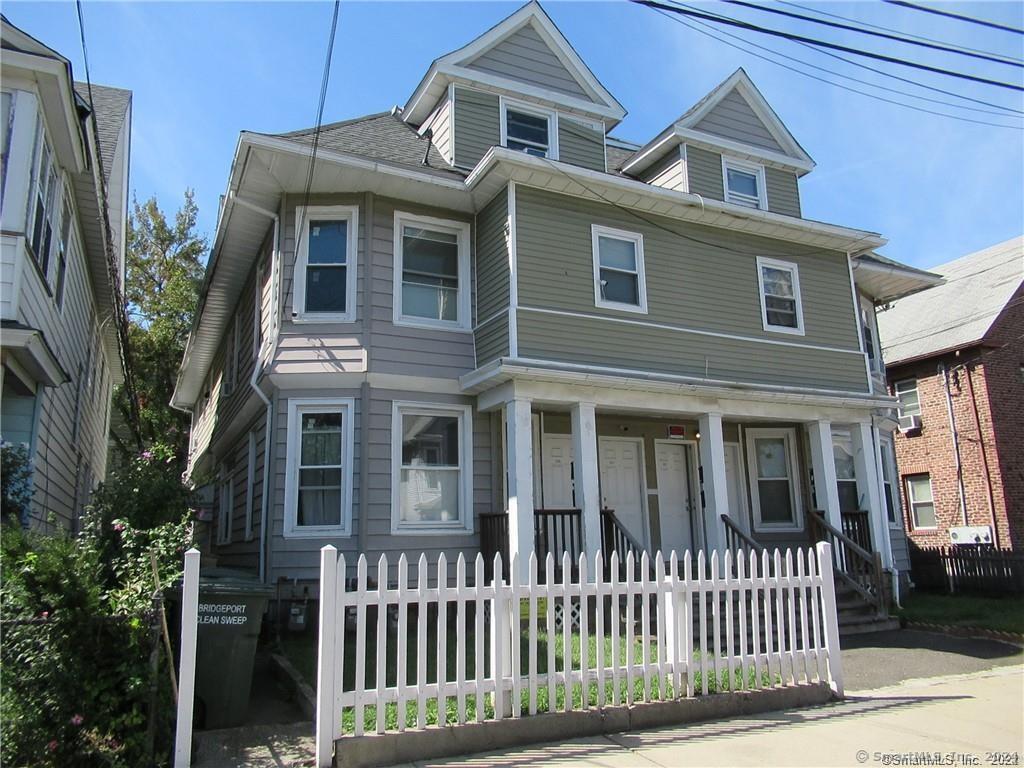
839 616 901 636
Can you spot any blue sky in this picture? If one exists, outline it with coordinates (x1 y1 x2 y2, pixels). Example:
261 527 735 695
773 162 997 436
7 1 1023 269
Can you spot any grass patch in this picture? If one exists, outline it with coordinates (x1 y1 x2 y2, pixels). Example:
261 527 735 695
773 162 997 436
898 591 1024 635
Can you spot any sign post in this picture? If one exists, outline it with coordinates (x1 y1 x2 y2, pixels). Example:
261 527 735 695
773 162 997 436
174 548 200 768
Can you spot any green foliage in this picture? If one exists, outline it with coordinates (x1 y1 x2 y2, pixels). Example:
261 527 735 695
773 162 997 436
113 191 206 467
0 468 194 766
1 441 33 526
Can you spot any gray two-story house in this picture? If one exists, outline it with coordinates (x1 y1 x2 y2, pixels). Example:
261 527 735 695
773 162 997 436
1 17 131 530
173 2 936 628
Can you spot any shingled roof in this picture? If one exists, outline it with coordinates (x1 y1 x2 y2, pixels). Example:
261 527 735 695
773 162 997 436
877 236 1024 366
266 111 466 181
74 82 131 184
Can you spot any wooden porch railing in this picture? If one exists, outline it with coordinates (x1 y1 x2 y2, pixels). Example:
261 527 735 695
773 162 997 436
721 515 764 560
840 510 872 553
808 509 886 616
534 509 583 577
478 512 509 581
600 508 646 578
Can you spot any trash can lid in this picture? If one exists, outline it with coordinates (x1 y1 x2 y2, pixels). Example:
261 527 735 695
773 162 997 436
196 567 274 596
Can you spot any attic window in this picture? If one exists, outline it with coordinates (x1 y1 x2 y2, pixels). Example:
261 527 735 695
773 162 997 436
723 158 766 210
501 99 557 159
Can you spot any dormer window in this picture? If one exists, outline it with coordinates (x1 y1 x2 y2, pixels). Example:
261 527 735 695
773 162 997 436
500 98 557 159
723 158 767 210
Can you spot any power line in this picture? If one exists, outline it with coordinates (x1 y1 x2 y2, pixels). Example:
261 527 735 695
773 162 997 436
76 0 143 448
630 0 1024 92
883 0 1024 36
778 0 1017 60
655 9 1022 129
721 0 1022 67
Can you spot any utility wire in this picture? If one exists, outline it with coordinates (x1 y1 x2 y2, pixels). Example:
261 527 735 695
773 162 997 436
721 0 1022 67
630 0 1024 92
655 9 1022 129
76 0 143 447
883 0 1024 36
778 0 1017 60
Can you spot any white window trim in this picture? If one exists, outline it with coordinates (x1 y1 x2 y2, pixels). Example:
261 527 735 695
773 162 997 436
245 430 257 541
591 224 648 314
292 205 359 323
894 378 920 419
745 427 804 533
721 156 768 210
905 473 936 531
284 397 355 538
880 437 902 529
499 96 559 161
390 400 474 536
756 255 805 336
392 211 472 331
217 465 233 545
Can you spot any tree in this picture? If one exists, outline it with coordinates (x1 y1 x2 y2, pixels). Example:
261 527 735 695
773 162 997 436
111 191 206 468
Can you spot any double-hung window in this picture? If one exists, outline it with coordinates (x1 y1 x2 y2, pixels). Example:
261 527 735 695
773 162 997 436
54 197 71 308
393 212 471 329
831 430 860 513
905 473 936 529
723 158 766 210
592 225 647 313
391 402 473 534
879 438 899 526
746 427 802 531
28 124 60 278
756 256 804 335
284 398 355 537
293 205 358 322
501 99 556 159
894 379 921 430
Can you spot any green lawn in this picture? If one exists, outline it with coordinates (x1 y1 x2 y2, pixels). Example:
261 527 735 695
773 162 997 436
277 608 777 734
898 591 1024 634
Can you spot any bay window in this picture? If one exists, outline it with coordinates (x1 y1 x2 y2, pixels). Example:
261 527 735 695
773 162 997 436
393 212 470 329
293 205 358 321
391 401 473 534
284 398 354 536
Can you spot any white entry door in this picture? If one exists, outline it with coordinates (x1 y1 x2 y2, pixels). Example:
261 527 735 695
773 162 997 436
599 437 647 547
655 441 693 557
541 435 575 508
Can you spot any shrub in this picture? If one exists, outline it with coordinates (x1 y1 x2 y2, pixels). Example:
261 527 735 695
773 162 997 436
1 441 33 526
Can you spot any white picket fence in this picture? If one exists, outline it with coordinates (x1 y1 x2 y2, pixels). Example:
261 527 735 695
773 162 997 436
315 543 844 767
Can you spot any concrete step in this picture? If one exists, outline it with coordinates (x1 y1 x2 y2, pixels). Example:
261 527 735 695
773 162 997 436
839 617 901 636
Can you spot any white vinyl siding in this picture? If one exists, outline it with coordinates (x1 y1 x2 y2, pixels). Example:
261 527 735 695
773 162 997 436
906 473 936 530
746 427 802 532
284 398 355 537
292 205 359 322
391 401 474 535
393 212 471 331
592 224 647 314
756 256 804 335
722 157 767 210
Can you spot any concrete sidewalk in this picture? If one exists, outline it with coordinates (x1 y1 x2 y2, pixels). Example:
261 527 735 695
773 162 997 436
408 666 1023 768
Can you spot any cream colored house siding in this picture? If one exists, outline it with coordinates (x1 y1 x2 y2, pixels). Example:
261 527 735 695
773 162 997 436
420 95 453 166
640 149 686 192
513 185 866 392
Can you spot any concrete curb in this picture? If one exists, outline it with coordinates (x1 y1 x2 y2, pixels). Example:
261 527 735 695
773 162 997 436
334 684 834 768
903 621 1024 646
270 651 317 721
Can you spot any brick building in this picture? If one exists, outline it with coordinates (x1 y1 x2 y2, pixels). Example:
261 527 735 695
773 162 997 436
877 236 1023 552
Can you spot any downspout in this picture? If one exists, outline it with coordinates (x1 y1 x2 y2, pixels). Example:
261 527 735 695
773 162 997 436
939 362 968 527
964 362 1000 547
232 191 281 584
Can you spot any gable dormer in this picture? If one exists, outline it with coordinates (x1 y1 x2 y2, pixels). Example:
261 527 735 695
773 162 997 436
624 69 813 218
403 1 624 173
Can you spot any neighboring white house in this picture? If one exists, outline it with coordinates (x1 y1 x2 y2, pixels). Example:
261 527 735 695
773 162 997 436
0 17 131 530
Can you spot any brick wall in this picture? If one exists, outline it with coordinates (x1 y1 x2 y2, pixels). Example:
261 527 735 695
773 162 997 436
889 286 1023 551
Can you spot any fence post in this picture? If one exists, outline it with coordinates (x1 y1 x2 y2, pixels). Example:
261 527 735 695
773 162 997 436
316 545 339 768
174 548 200 768
815 542 845 697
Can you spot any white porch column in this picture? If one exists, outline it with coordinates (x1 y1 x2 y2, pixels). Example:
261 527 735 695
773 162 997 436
806 420 842 531
570 401 602 562
505 398 535 582
852 422 887 561
698 412 729 556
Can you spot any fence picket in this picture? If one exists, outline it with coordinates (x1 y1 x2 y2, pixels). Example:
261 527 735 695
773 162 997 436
311 543 842 757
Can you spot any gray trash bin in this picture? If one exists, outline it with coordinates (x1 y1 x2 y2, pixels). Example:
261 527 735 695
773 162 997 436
190 568 273 729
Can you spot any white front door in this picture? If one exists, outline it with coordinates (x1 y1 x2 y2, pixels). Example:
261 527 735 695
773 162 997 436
599 437 647 547
541 434 575 508
655 441 693 557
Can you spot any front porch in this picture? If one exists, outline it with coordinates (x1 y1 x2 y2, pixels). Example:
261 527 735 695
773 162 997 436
475 379 896 626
